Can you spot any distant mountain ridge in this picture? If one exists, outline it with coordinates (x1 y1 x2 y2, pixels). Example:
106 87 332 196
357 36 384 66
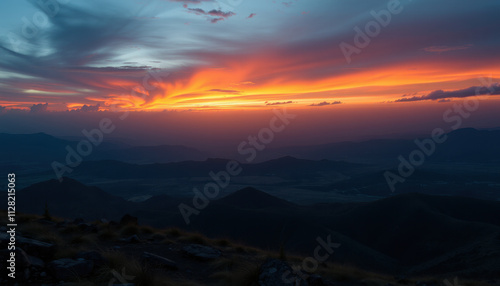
268 128 500 164
0 132 208 173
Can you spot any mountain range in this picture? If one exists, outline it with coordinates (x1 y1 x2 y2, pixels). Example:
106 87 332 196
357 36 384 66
9 177 500 279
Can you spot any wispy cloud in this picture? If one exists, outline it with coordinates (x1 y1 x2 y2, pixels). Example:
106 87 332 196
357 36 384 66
424 44 473 53
208 89 240 93
187 7 235 23
395 83 500 102
309 101 342 106
266 101 293 105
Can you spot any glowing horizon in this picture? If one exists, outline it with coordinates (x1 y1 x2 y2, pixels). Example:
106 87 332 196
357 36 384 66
1 0 499 112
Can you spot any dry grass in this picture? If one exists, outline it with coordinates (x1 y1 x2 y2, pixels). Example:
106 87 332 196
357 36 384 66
120 225 140 236
177 233 208 245
98 229 119 241
7 210 494 286
210 261 261 286
69 233 98 245
164 227 183 238
139 225 156 234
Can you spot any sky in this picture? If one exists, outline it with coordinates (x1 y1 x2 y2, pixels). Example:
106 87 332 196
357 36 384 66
0 0 499 146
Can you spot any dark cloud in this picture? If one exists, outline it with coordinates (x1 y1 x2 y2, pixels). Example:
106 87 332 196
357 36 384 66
73 104 100 112
395 83 500 102
0 106 6 112
265 101 293 106
30 103 49 113
211 17 224 23
309 101 342 106
187 7 235 23
207 9 235 18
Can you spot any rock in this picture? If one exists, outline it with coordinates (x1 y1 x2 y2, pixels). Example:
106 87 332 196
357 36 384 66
73 218 85 224
28 255 45 269
123 235 141 243
76 251 105 267
258 259 306 286
119 214 138 226
48 258 94 280
141 252 178 270
182 244 221 261
0 234 56 260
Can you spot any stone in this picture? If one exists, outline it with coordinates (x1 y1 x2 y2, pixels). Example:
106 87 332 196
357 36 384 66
182 244 221 261
76 251 105 267
73 218 85 224
0 234 56 260
123 235 141 243
141 252 178 270
258 259 307 286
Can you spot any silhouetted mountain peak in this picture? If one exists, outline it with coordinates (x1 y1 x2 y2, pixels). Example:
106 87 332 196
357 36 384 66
447 127 480 137
20 177 115 201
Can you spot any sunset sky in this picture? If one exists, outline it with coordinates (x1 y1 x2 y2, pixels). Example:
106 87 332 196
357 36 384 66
1 0 499 113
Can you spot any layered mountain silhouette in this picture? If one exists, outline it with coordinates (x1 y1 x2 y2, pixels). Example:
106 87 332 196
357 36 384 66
0 132 207 173
268 128 500 164
3 128 499 170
